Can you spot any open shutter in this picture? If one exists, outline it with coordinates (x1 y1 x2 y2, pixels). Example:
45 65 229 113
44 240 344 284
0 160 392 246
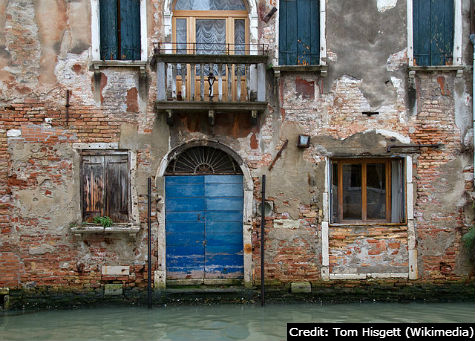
100 0 119 60
105 155 129 223
82 156 105 222
279 0 319 65
413 0 453 66
120 0 141 60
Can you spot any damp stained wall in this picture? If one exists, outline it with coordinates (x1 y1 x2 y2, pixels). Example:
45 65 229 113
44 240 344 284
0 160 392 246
0 0 473 290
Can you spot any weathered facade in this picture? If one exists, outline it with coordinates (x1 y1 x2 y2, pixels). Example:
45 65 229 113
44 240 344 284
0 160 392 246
0 0 474 303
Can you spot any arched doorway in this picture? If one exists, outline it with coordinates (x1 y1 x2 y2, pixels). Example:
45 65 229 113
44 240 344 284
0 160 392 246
164 145 245 282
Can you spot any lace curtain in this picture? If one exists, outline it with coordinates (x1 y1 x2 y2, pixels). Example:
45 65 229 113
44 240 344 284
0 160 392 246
196 19 226 54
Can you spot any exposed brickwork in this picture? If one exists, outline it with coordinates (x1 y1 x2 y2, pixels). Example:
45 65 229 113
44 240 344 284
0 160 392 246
0 0 473 297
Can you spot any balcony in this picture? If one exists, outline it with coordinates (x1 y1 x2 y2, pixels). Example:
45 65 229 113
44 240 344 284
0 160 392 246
153 43 269 125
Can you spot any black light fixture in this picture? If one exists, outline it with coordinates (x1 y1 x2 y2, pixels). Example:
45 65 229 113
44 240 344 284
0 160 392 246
297 135 311 148
263 7 277 23
208 72 216 99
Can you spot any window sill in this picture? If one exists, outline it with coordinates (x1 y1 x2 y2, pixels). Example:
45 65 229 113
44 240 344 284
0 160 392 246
71 224 140 237
408 65 465 78
273 64 328 77
329 222 407 227
90 60 147 75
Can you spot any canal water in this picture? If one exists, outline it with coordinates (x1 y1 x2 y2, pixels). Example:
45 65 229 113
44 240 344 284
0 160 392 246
0 302 474 341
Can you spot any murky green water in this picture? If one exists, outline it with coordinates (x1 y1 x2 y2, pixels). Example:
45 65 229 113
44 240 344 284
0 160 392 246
0 302 474 341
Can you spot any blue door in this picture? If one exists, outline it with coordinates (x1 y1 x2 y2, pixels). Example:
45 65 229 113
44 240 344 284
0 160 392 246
165 175 244 280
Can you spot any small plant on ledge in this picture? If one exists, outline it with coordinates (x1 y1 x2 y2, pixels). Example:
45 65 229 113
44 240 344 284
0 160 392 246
93 216 114 228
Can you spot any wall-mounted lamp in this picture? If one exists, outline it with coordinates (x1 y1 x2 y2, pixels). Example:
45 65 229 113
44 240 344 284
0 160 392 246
208 72 216 99
263 7 277 23
297 135 311 148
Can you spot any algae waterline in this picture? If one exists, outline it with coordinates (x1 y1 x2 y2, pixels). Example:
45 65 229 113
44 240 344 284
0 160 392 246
0 302 474 341
1 280 474 311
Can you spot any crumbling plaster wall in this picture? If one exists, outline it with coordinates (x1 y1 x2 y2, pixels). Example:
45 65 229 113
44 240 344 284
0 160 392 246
0 0 163 288
0 0 473 289
255 0 474 280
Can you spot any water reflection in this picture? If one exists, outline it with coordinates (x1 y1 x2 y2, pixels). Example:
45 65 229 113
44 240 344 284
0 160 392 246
0 302 474 341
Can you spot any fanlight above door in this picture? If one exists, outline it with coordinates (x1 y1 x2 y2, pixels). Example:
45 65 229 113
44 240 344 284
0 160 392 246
165 146 243 175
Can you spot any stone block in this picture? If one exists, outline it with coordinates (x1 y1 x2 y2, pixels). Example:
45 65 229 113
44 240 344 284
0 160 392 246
102 266 130 276
274 219 300 229
290 281 312 294
104 284 123 296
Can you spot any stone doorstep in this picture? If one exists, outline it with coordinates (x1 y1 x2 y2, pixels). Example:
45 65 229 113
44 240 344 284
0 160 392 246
290 282 312 294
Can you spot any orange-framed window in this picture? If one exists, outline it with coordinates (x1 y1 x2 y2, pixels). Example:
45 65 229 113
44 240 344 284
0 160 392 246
331 158 406 224
172 0 249 55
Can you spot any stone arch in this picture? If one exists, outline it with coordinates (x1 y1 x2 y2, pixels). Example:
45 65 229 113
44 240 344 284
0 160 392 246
155 139 254 287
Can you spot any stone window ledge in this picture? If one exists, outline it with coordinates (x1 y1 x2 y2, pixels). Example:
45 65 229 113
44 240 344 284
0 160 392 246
90 60 147 75
408 65 465 79
273 64 328 77
71 224 140 237
329 222 407 228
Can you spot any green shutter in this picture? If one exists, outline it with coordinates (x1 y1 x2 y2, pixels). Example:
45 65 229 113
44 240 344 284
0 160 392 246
100 0 118 60
120 0 141 60
279 0 319 65
413 0 454 66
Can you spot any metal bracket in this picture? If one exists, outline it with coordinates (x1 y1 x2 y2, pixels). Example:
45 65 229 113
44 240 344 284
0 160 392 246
408 70 416 88
386 143 443 153
166 109 174 126
268 139 289 171
208 110 215 126
251 110 258 125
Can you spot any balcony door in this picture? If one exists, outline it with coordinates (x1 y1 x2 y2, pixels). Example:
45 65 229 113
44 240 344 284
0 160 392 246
172 0 249 101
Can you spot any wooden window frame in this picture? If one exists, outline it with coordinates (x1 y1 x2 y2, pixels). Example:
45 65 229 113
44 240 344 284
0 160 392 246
172 5 250 101
331 158 404 225
172 12 249 54
80 150 131 224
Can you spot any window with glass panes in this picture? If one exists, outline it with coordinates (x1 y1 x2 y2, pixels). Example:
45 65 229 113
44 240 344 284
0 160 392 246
331 159 405 224
172 0 249 100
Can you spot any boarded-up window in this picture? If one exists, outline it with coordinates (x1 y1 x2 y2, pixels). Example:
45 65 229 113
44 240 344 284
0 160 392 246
81 152 129 223
100 0 141 60
279 0 320 65
413 0 454 66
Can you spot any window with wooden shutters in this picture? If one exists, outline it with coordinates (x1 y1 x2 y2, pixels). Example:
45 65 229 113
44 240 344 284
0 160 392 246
81 152 130 223
100 0 141 60
279 0 320 65
413 0 454 66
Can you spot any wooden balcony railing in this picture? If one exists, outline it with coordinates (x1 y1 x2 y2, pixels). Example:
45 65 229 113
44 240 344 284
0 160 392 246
153 42 269 124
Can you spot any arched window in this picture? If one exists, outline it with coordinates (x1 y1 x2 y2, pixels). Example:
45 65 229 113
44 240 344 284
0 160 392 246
172 0 248 55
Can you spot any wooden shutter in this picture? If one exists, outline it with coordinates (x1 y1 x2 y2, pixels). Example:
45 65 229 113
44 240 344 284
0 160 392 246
82 156 105 222
413 0 454 66
120 0 141 60
100 0 119 60
279 0 319 65
105 155 129 223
